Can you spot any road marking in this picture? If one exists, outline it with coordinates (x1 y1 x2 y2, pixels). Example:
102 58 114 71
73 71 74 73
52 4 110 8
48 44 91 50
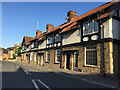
31 79 39 90
16 66 19 69
38 79 51 90
23 69 29 75
79 78 116 88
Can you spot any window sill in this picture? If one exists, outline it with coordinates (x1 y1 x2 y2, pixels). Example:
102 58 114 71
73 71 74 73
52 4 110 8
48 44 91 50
45 61 50 63
54 62 60 64
83 65 97 68
83 31 98 36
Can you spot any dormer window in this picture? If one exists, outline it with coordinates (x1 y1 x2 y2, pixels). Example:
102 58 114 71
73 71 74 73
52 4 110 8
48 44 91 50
83 20 98 35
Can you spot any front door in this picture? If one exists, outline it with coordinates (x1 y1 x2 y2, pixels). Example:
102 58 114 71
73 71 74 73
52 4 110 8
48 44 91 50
66 53 70 70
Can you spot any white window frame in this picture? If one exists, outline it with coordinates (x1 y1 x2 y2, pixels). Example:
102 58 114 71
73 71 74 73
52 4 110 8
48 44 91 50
30 52 33 61
46 50 50 62
31 42 34 48
85 46 97 67
83 20 99 35
34 53 37 62
55 49 60 63
47 35 53 44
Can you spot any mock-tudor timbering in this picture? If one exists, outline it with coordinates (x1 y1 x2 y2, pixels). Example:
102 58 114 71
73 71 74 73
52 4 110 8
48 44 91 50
21 1 120 78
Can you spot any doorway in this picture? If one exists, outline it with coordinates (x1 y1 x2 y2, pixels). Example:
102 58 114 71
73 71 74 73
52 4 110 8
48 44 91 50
40 54 44 66
66 53 70 69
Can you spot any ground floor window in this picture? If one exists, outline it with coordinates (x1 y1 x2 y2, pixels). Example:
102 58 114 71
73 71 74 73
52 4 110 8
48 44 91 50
30 52 33 61
46 50 50 62
85 46 97 66
34 53 37 62
55 49 60 63
74 52 78 67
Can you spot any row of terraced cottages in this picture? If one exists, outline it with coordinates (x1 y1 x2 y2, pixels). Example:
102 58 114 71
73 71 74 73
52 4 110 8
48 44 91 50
21 1 120 77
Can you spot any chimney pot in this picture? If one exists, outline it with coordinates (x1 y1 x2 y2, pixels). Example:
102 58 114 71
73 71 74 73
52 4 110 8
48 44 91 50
66 10 77 22
46 24 54 32
36 30 42 37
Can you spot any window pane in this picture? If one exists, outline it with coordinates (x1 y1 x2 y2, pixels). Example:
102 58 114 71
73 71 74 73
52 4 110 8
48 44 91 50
94 20 98 32
86 46 97 66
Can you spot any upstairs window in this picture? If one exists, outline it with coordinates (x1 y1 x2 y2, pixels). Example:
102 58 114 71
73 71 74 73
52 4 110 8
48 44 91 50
47 35 53 44
55 34 61 42
34 42 38 48
83 20 99 35
31 42 34 48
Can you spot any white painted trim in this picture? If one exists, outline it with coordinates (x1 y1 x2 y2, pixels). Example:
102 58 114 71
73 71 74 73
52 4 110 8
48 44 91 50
84 47 86 66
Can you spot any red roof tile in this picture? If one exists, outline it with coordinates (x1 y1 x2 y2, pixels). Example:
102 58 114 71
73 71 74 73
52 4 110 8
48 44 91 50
37 36 46 41
60 22 77 33
98 2 120 19
60 1 118 33
24 36 33 45
46 1 115 34
30 32 46 42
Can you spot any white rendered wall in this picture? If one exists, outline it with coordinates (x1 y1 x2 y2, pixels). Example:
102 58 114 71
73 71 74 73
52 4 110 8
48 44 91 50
62 29 81 45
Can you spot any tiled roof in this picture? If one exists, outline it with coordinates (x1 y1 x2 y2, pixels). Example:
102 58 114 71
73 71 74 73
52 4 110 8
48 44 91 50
74 1 115 21
60 1 118 33
60 22 77 33
24 36 33 45
30 32 46 42
37 36 46 41
98 2 120 20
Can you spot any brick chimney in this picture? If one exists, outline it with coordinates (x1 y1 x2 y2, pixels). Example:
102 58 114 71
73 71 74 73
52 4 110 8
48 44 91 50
36 30 42 37
46 24 54 33
66 10 77 22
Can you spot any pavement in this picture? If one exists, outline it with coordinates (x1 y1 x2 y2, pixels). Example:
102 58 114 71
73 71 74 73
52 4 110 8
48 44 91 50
8 60 119 89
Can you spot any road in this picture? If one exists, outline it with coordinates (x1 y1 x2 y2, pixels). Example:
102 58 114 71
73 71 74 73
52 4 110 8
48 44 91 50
1 61 113 89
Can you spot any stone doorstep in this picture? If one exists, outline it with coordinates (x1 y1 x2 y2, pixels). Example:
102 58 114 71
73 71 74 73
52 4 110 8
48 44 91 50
14 61 118 88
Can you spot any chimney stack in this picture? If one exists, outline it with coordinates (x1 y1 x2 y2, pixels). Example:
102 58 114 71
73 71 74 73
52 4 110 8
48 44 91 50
46 24 54 33
36 30 42 37
66 10 77 22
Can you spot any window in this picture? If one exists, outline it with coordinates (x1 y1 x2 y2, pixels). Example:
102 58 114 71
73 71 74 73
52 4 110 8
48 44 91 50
30 52 33 61
55 49 60 63
83 20 99 35
74 52 78 67
55 34 61 42
34 42 38 48
47 35 53 44
46 50 50 62
85 46 97 66
31 42 34 48
24 54 26 60
34 53 37 62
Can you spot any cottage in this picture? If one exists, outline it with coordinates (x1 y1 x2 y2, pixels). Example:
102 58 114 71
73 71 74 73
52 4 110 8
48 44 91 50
21 1 120 77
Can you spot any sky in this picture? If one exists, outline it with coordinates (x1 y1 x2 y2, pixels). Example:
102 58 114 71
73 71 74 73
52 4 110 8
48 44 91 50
2 2 107 49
